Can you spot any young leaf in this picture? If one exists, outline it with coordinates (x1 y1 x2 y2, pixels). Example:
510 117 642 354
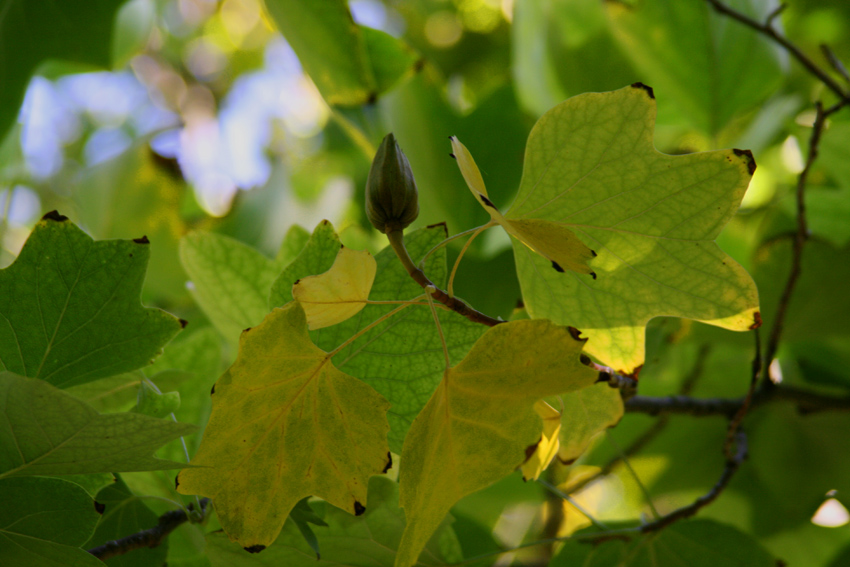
180 231 286 346
509 85 760 376
205 476 462 567
520 400 562 481
554 382 624 465
293 246 377 330
0 214 183 388
176 302 391 551
450 136 597 277
395 319 598 567
0 372 196 478
0 476 104 567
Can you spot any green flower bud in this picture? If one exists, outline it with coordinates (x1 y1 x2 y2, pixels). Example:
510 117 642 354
366 133 419 233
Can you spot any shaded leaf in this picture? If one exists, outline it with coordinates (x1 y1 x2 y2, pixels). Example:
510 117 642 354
555 382 624 464
0 476 104 567
396 320 597 567
0 372 195 478
205 476 461 567
521 400 562 481
551 519 776 566
509 85 759 375
293 246 377 330
0 0 127 139
176 302 391 550
0 215 183 388
269 220 341 309
607 0 786 135
84 476 167 567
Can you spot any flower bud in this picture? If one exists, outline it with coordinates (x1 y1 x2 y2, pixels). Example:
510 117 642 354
366 133 419 233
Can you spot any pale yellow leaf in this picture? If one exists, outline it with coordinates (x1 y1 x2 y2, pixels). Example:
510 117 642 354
521 400 562 481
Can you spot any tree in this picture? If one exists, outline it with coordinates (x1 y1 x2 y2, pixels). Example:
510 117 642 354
1 0 849 566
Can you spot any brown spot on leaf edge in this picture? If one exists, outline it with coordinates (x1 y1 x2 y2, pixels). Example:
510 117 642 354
733 148 757 175
413 58 426 72
551 260 565 273
425 221 448 237
245 545 266 554
179 319 188 329
42 210 69 222
174 475 180 490
382 452 393 473
133 235 150 244
631 82 655 99
354 501 366 516
479 194 497 209
94 501 105 514
567 326 585 341
210 384 216 395
749 311 762 330
623 364 643 380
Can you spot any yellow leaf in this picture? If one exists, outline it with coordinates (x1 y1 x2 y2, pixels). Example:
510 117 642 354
395 319 597 567
292 246 377 330
449 136 597 277
176 302 391 551
521 400 562 481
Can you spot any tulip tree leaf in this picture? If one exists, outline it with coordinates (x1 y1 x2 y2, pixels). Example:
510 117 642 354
0 214 184 388
0 372 196 478
508 85 760 376
520 400 562 481
176 302 391 551
0 476 104 567
205 476 462 567
395 319 597 567
554 382 624 465
293 246 377 330
0 0 127 140
272 222 486 454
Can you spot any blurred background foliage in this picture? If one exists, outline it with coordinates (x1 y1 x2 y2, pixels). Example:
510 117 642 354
1 0 850 565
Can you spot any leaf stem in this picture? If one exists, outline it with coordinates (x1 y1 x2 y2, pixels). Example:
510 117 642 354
386 229 503 327
604 430 661 520
536 478 609 531
417 224 490 270
447 221 495 297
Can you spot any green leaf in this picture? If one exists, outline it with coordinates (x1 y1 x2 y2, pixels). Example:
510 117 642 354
509 85 760 376
0 0 127 139
132 380 181 419
263 0 416 106
0 476 104 567
312 224 486 453
269 220 341 309
0 372 196 478
606 0 786 135
553 382 624 464
59 472 116 499
396 319 598 567
84 475 167 567
176 302 391 550
65 372 144 414
180 231 282 346
205 476 462 567
551 519 776 566
0 214 184 388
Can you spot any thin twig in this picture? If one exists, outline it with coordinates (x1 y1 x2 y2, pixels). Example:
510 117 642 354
87 498 210 560
821 44 850 85
704 0 849 101
386 229 503 327
763 102 827 366
724 330 761 459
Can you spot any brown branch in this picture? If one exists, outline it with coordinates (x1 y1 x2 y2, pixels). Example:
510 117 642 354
763 103 827 366
87 498 209 561
704 0 850 101
386 229 503 327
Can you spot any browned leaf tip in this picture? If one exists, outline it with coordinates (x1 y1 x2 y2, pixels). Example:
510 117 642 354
243 327 252 333
567 326 585 341
133 235 150 244
732 149 757 175
354 501 366 516
551 261 565 273
624 364 643 380
94 501 106 514
749 311 763 330
631 82 655 99
479 194 497 209
210 384 216 395
42 210 69 222
179 319 188 329
245 545 266 554
413 58 426 72
382 452 393 473
425 221 448 237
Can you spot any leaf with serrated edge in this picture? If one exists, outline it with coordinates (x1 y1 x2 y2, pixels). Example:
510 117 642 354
508 85 760 375
0 372 195 478
176 302 391 551
450 136 596 276
293 246 377 330
0 214 183 388
395 319 597 567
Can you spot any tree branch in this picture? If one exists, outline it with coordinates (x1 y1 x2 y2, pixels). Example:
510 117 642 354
704 0 850 101
87 498 209 561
